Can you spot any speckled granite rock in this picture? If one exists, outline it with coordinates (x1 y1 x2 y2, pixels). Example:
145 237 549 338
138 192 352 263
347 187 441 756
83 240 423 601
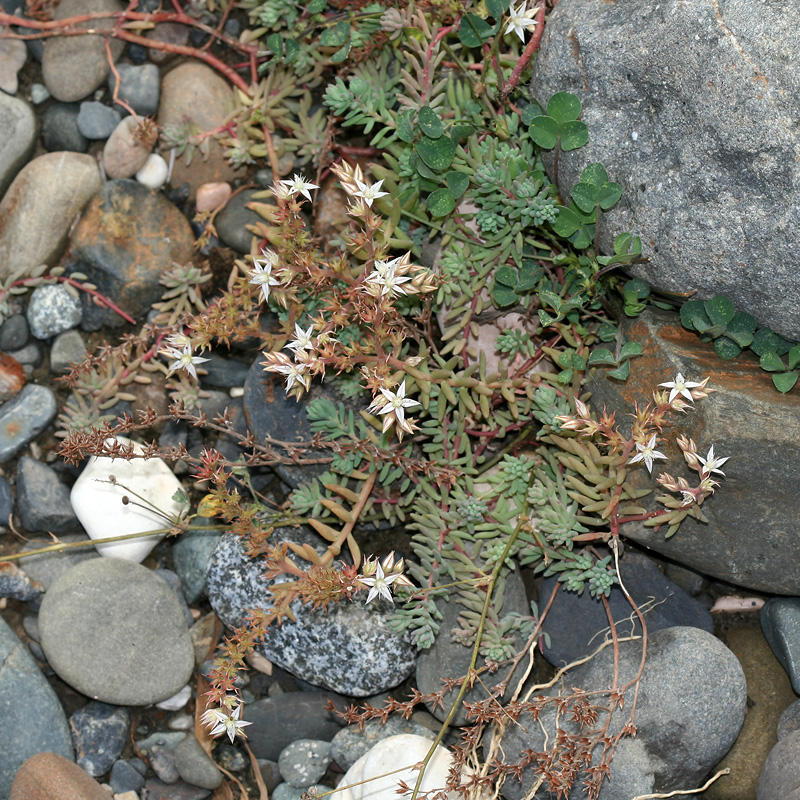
207 529 417 696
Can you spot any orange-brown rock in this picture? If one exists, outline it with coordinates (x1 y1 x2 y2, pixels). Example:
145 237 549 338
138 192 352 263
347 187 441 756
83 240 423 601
0 352 25 402
10 753 111 800
588 307 800 593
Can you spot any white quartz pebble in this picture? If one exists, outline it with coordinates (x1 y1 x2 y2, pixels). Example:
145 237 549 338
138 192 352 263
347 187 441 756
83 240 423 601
135 153 169 189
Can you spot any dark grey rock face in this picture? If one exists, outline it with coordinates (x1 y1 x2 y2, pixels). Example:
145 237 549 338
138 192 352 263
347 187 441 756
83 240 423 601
762 599 800 694
206 530 417 696
500 627 746 800
530 0 800 340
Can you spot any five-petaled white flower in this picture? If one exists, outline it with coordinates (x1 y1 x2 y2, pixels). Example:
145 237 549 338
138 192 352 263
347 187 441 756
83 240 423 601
629 434 668 474
275 360 311 392
286 323 316 353
659 373 704 404
369 380 421 438
505 0 539 42
698 445 729 476
279 173 319 201
365 258 412 299
201 703 252 744
162 344 209 381
358 561 401 604
353 178 389 208
250 249 282 304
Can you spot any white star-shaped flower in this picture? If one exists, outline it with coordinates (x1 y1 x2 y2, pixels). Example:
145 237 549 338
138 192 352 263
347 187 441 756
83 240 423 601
250 249 281 304
658 373 704 404
629 434 668 474
201 703 252 744
364 258 412 299
353 178 389 208
505 0 539 42
285 323 316 353
369 380 421 438
358 561 401 604
161 344 209 381
279 173 319 201
698 445 729 476
274 360 311 392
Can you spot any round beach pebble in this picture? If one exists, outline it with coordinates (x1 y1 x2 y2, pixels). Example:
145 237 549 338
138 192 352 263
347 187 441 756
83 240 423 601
38 558 195 705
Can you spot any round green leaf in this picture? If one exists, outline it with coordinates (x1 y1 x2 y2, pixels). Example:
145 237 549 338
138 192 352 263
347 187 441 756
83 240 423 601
416 135 455 171
450 124 476 143
516 261 543 291
396 110 414 143
596 181 622 209
551 205 582 237
570 183 599 214
445 171 470 199
493 284 519 308
426 188 455 218
751 328 781 356
580 163 610 186
588 348 617 366
714 336 742 360
307 0 326 12
704 295 736 326
494 265 518 287
788 344 800 370
528 116 560 149
680 299 710 332
320 19 350 46
773 371 798 393
559 120 589 151
418 106 444 139
607 359 631 380
521 102 545 126
330 42 351 62
619 341 643 359
760 350 785 372
546 92 581 124
624 277 650 299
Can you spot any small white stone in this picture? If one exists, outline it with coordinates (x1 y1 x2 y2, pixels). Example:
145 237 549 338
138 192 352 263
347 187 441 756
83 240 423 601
157 684 192 710
70 437 188 562
136 153 169 190
30 83 50 104
330 735 470 800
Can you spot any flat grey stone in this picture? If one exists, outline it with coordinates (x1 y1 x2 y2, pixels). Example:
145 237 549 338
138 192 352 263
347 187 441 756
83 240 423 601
108 62 160 117
19 532 99 590
27 283 83 339
77 100 122 139
39 558 195 705
758 730 800 800
50 329 88 374
70 700 130 777
174 733 223 790
0 90 37 198
0 614 74 798
500 627 746 800
762 598 800 694
17 456 80 533
0 384 57 462
278 739 331 788
330 718 435 771
531 0 800 340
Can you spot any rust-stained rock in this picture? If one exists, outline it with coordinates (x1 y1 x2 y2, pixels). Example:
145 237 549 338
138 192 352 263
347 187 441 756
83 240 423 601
0 352 25 402
69 179 195 328
587 307 800 593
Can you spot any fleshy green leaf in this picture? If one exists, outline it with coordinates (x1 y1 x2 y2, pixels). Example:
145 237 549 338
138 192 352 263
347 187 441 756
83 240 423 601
426 188 455 217
546 91 581 124
416 135 455 171
760 351 785 372
788 344 800 370
418 106 444 139
445 171 470 199
773 371 798 393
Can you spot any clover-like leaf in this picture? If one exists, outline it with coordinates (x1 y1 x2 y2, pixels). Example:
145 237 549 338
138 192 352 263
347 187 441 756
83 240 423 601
680 299 711 333
416 135 455 171
516 260 543 291
788 344 800 371
773 371 798 393
494 265 518 287
445 171 469 199
588 348 617 366
607 359 631 380
725 311 756 347
751 327 782 357
320 20 350 46
619 341 643 360
704 295 736 327
759 351 784 372
546 91 581 123
418 106 444 139
458 13 494 47
396 109 414 143
493 284 519 308
559 120 590 151
527 115 560 149
426 188 455 217
308 0 326 10
521 101 545 126
714 336 742 360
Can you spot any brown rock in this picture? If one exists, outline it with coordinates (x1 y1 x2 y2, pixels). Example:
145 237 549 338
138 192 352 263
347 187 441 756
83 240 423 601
10 753 111 800
102 116 155 180
587 307 800 593
0 152 101 281
0 352 26 402
159 62 244 201
69 179 194 328
706 625 796 800
41 0 125 103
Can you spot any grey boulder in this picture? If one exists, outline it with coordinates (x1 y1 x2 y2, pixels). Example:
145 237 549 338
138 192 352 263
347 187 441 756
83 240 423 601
530 0 800 340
